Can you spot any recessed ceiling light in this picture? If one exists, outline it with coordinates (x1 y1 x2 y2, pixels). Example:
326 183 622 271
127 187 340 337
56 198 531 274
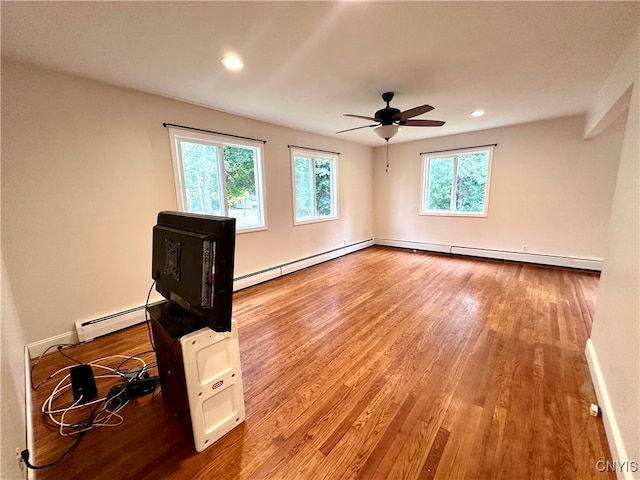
221 55 244 71
471 109 485 117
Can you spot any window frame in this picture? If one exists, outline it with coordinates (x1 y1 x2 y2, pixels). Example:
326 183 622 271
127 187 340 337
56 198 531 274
420 146 494 217
290 148 338 225
168 127 267 233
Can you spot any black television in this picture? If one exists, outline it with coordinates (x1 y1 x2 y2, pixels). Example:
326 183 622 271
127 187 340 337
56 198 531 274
150 211 236 333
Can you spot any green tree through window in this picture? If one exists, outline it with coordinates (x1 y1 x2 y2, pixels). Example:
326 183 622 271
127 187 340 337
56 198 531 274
169 129 266 230
427 157 454 210
224 146 257 210
314 159 333 216
180 141 222 215
455 153 489 212
294 157 314 218
422 148 493 216
292 150 337 223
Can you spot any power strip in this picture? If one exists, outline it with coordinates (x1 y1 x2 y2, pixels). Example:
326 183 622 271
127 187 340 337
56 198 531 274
107 377 159 403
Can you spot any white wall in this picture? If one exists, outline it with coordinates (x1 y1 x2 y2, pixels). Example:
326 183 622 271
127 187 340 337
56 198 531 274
587 29 639 477
1 34 636 480
1 59 373 344
584 31 639 139
373 114 624 261
1 239 27 478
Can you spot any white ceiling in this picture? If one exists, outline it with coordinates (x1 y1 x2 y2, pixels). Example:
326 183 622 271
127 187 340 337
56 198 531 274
2 1 638 146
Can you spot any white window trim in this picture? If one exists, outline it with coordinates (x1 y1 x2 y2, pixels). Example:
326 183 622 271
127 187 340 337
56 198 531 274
420 146 494 217
290 148 338 226
168 127 267 233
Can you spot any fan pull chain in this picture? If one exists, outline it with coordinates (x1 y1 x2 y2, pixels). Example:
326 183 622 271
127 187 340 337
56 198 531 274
385 140 390 173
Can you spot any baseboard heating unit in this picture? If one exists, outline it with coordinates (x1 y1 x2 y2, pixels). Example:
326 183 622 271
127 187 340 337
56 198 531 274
233 239 374 291
75 306 148 343
70 240 373 341
374 238 602 271
28 240 374 358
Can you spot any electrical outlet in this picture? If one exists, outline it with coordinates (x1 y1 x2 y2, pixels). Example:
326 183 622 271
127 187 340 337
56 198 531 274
522 245 528 252
16 448 24 471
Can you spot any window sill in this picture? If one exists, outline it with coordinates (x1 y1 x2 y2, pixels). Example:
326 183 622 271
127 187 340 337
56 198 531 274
293 216 339 226
419 211 487 218
236 225 268 234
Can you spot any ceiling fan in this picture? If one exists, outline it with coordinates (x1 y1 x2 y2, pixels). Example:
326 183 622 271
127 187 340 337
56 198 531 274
336 92 445 140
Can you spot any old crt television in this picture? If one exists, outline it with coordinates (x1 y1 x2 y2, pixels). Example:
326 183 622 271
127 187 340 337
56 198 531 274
151 211 236 333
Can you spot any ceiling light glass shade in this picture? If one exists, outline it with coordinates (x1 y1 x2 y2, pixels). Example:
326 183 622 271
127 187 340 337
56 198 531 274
374 124 399 140
221 55 244 71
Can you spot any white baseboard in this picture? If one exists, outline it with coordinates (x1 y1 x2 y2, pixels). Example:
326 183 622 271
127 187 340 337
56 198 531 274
27 309 147 359
374 238 602 271
374 237 452 254
233 239 374 291
75 307 147 344
27 240 375 358
585 339 636 480
345 241 374 255
451 246 602 270
281 247 346 275
24 346 34 480
26 331 77 360
233 267 281 291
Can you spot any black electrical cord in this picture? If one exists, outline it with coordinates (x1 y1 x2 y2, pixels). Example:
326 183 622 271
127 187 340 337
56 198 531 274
56 346 82 365
26 297 161 471
21 401 102 470
145 280 157 352
21 434 84 470
115 350 155 380
31 344 78 391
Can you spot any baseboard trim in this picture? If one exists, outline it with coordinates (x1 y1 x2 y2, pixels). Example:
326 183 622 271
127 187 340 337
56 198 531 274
26 331 77 360
233 239 374 291
374 237 452 254
585 339 634 480
75 307 146 343
27 240 376 358
374 238 602 271
24 346 34 480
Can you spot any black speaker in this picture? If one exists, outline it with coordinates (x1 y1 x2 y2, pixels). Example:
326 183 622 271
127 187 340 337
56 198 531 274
70 364 97 404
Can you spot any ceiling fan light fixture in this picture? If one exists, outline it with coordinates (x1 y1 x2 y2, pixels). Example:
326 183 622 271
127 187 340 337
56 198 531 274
338 92 445 138
221 55 244 71
374 124 400 140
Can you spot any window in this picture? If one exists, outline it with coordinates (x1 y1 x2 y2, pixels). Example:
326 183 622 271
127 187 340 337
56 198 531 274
168 128 266 231
420 146 493 216
290 148 337 224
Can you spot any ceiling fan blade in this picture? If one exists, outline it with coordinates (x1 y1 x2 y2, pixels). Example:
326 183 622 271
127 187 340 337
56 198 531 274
336 124 378 134
400 119 446 127
344 113 378 122
395 104 435 121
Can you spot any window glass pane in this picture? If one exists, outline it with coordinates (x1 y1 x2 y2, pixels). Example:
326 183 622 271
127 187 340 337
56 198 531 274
180 141 222 215
170 129 266 231
455 152 489 212
314 158 333 216
427 157 454 210
224 146 259 228
291 150 337 224
421 147 492 216
294 156 314 219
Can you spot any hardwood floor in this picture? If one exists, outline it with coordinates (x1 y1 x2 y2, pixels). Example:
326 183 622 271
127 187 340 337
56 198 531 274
29 246 612 479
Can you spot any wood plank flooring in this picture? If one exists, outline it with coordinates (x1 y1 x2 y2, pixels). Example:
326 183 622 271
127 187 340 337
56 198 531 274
28 246 612 480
